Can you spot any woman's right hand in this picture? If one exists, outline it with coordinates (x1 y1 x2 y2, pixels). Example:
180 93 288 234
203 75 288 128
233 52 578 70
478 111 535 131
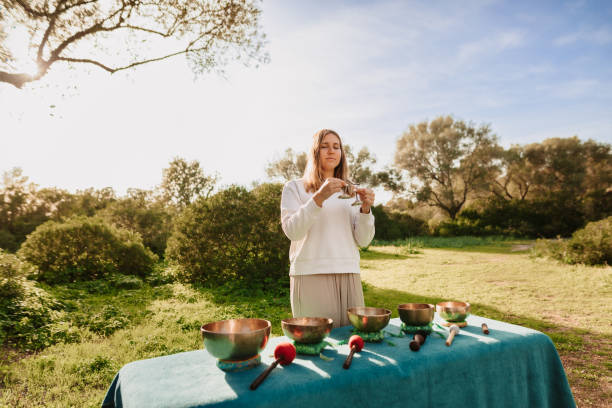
313 178 346 207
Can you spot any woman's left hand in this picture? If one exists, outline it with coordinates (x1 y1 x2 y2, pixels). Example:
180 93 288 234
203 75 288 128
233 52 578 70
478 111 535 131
356 188 375 213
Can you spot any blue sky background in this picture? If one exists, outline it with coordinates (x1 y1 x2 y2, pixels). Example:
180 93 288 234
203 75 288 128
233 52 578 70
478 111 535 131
1 0 611 200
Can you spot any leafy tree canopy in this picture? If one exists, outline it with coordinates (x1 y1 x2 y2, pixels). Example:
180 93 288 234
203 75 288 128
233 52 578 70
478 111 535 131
394 115 501 220
491 136 612 201
0 0 268 88
160 157 218 208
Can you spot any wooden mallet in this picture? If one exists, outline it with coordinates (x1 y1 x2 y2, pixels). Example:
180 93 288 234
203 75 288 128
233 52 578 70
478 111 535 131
410 332 427 352
343 335 364 369
250 342 296 390
445 325 460 347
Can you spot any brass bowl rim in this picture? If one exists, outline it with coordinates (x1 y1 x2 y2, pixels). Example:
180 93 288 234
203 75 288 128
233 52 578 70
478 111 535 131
347 306 392 317
397 303 434 310
200 318 271 335
436 301 471 310
281 317 334 327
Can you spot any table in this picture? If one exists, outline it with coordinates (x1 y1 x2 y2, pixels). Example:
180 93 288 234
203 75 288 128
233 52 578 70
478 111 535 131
102 315 576 408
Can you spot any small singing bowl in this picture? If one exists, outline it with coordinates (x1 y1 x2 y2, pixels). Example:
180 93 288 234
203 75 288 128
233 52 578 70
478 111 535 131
282 317 333 344
436 301 471 322
398 303 434 326
201 318 271 361
347 307 392 332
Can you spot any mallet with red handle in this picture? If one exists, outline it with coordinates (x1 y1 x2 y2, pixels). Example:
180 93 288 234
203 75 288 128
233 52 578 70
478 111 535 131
343 335 364 369
250 342 296 390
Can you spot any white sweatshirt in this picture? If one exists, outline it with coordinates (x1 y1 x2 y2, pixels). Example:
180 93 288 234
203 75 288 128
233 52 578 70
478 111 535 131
280 179 375 276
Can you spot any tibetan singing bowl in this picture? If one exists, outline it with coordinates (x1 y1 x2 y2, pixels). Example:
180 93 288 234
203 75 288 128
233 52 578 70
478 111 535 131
398 303 434 326
347 307 391 332
282 317 333 344
201 318 271 361
436 301 471 322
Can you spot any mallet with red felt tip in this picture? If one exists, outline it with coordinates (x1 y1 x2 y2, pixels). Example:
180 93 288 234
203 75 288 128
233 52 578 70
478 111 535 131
343 335 364 369
250 342 296 390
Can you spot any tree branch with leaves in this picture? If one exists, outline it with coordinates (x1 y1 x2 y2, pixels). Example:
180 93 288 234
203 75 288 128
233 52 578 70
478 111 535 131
0 0 268 88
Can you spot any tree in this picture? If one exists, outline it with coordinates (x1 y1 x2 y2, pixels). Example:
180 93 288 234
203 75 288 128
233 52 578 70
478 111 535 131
0 167 49 251
491 137 612 202
394 116 501 220
265 144 404 192
0 0 268 88
489 145 537 201
265 148 307 181
160 157 218 208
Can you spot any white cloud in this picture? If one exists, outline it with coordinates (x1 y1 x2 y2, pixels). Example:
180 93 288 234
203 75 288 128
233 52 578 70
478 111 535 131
457 30 525 63
554 27 612 46
551 79 600 98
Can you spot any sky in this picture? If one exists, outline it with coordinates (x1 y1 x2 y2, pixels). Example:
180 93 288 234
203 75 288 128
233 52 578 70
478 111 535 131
1 0 611 202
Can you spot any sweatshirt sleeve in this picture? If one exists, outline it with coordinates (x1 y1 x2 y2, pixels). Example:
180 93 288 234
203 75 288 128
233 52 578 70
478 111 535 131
352 207 375 247
281 181 323 241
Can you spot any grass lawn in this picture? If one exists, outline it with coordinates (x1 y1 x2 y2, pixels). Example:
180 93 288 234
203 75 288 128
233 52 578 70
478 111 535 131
1 238 610 407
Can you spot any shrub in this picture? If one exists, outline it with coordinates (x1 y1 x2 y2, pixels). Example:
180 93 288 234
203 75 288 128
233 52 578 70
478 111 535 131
108 274 144 290
457 196 586 238
0 250 74 351
533 217 612 266
19 217 158 283
166 184 289 289
97 196 173 257
372 205 428 240
565 216 612 265
0 229 18 252
86 305 130 336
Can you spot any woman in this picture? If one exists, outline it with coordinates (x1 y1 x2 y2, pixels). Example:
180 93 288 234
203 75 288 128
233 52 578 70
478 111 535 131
280 129 375 327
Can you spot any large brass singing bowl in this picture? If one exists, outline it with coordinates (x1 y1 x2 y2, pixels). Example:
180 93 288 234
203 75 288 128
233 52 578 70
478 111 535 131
436 301 471 322
398 303 434 326
282 317 333 344
201 318 271 361
347 307 391 332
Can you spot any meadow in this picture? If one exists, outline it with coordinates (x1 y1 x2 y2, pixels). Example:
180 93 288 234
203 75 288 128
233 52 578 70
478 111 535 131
1 237 610 407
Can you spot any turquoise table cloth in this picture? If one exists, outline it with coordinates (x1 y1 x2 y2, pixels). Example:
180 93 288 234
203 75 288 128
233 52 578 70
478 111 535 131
102 315 575 408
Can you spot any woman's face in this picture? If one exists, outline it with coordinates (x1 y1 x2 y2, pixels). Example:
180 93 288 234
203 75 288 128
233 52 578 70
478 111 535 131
319 133 342 174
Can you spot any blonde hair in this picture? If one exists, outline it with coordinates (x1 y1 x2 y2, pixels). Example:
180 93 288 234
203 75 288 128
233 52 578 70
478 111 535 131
303 129 349 193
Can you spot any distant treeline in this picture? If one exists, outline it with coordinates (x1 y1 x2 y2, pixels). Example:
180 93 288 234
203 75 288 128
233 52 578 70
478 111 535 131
267 117 612 239
2 117 611 258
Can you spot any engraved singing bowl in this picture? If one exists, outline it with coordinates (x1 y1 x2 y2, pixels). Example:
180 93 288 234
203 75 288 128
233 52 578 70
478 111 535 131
201 318 271 361
398 303 435 326
347 307 392 332
281 317 333 344
436 301 471 322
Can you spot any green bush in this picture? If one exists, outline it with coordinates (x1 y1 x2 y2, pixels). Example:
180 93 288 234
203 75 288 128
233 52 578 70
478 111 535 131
108 274 144 290
97 195 173 257
0 250 76 351
454 195 587 238
566 217 612 265
86 305 130 336
166 184 290 289
18 217 158 283
534 217 612 266
372 205 428 240
0 229 18 252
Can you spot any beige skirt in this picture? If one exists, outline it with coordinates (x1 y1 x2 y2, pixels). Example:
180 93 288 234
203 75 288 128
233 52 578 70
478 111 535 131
290 273 365 328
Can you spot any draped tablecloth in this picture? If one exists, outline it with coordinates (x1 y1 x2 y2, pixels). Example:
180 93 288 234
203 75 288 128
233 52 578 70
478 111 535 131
102 314 575 408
